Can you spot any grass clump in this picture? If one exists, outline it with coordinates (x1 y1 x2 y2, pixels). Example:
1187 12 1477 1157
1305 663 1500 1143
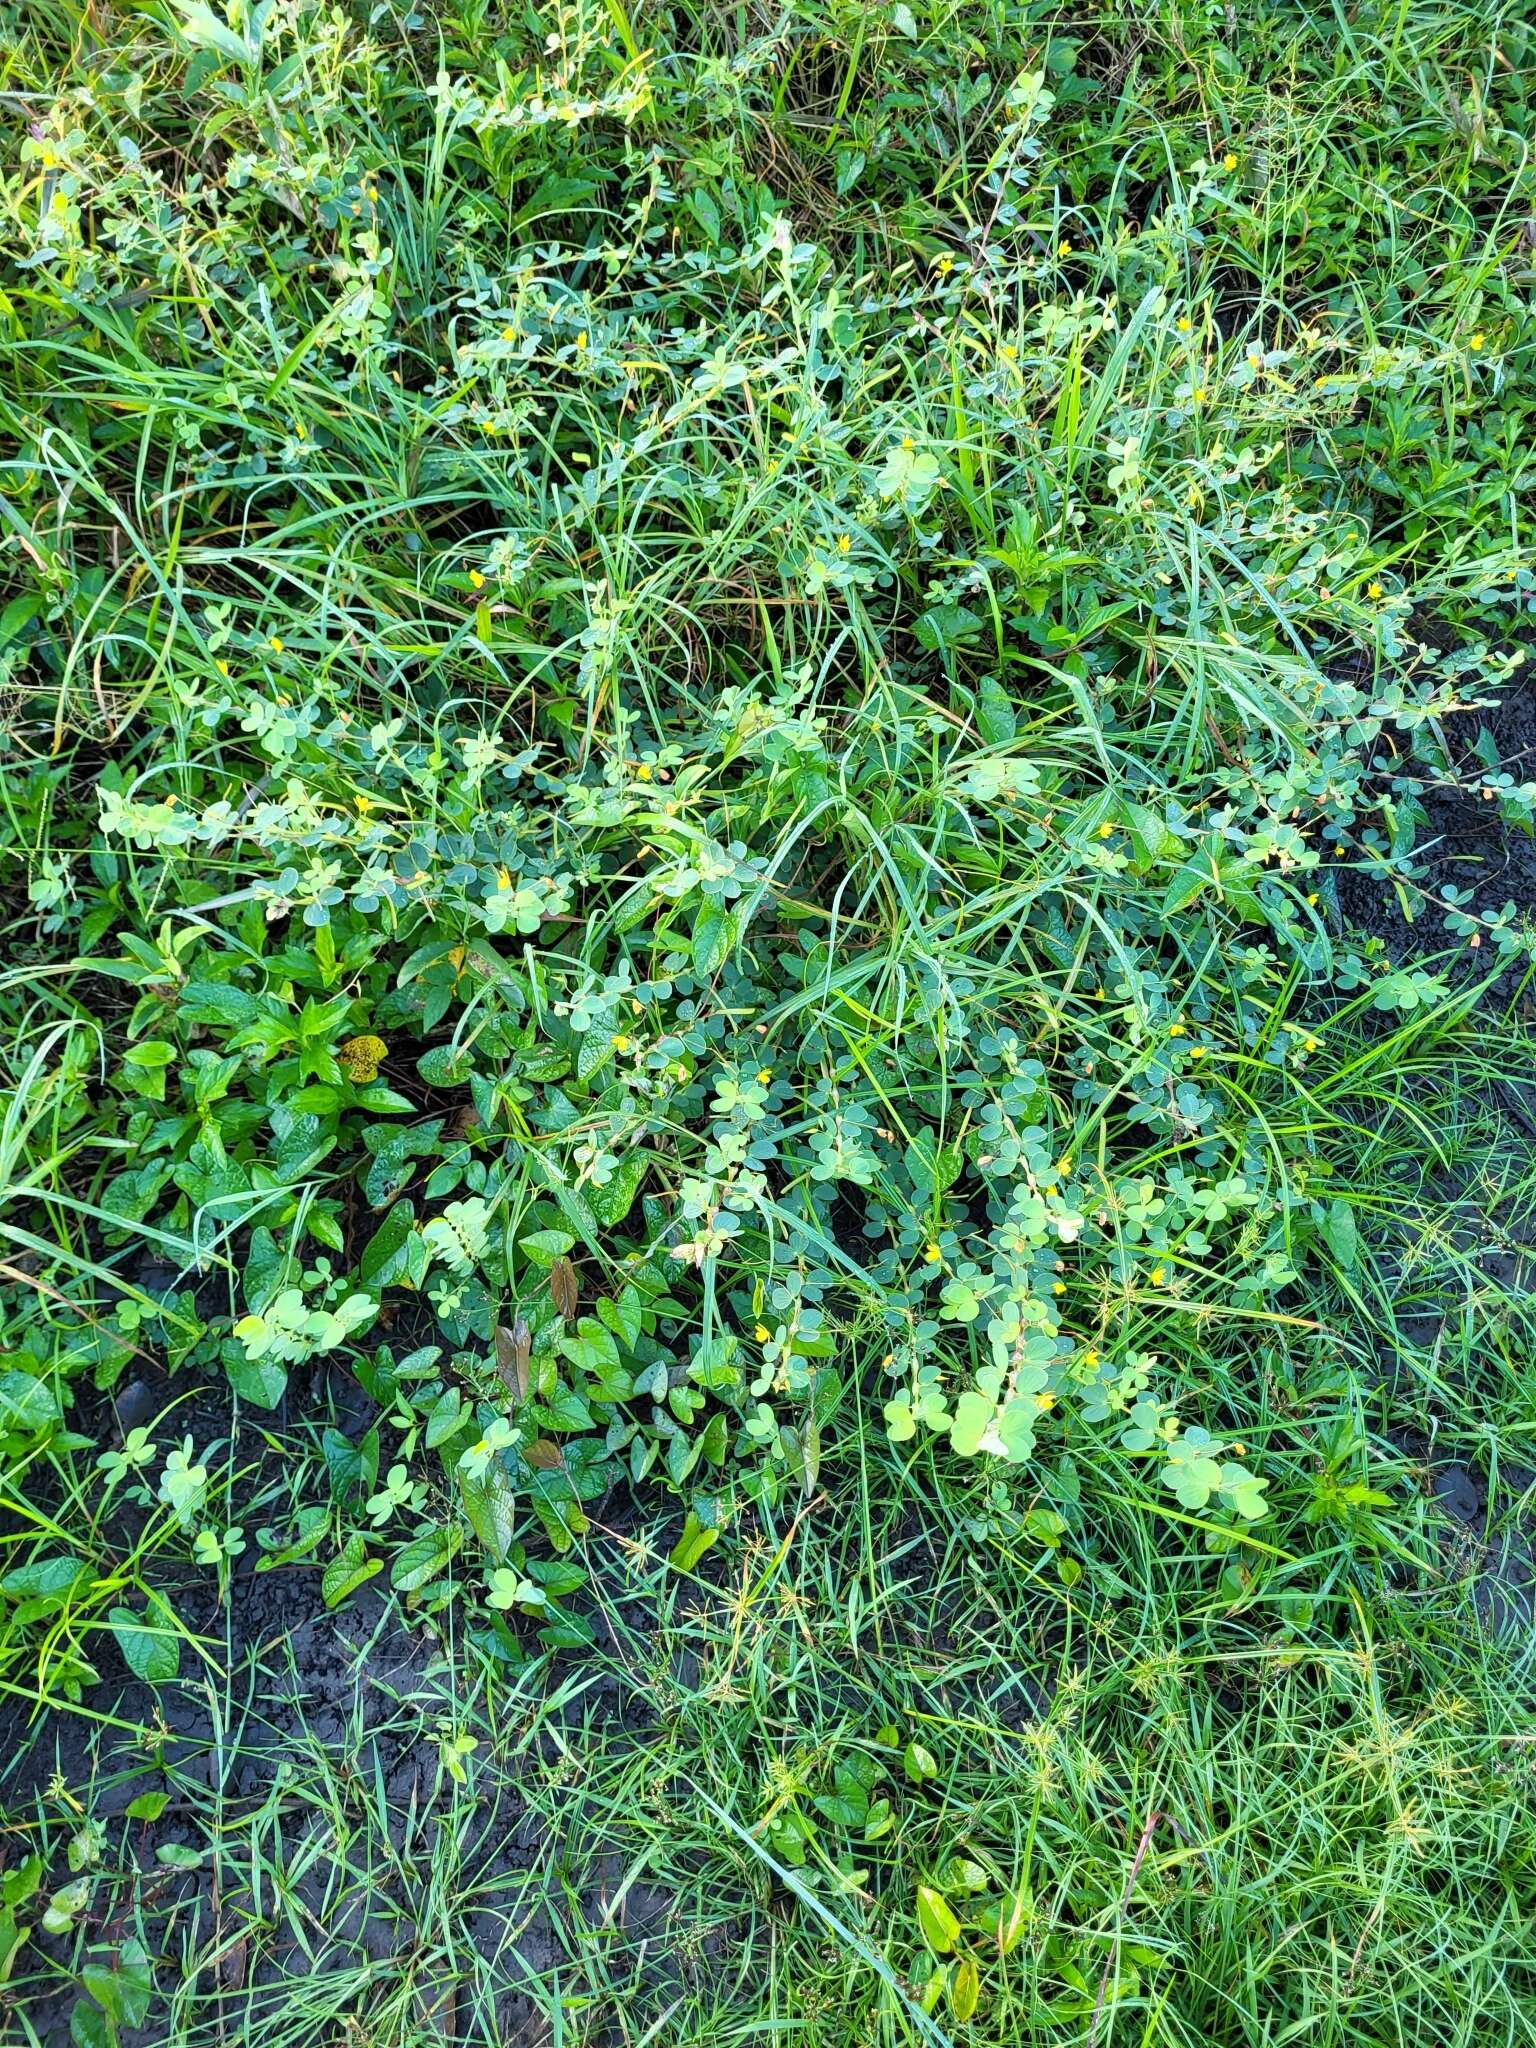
0 0 1534 2040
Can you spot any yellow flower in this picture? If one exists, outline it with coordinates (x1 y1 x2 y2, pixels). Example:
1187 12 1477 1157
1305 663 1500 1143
1303 1034 1319 1052
901 435 915 450
1082 1348 1100 1368
575 331 588 350
836 533 852 554
495 866 512 890
757 1068 772 1084
935 255 953 274
1469 332 1485 351
469 568 486 589
1191 1045 1208 1060
924 1242 942 1263
1151 1265 1166 1285
269 636 284 653
502 325 516 342
1192 386 1207 403
215 659 230 677
611 1033 631 1053
354 793 374 814
1307 891 1319 905
754 1323 770 1343
1096 821 1115 839
1367 580 1384 599
1176 315 1192 333
635 762 653 781
1000 342 1017 360
1168 1022 1186 1037
1223 151 1238 171
1052 1281 1066 1295
1034 1391 1057 1411
338 1034 387 1084
1057 237 1073 258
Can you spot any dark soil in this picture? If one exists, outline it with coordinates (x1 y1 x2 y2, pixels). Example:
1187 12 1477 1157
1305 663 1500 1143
1336 648 1536 1000
0 1355 708 2048
0 1555 701 2047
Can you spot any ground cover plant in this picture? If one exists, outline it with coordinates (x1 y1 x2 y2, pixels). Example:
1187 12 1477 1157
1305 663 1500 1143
1 0 1534 2038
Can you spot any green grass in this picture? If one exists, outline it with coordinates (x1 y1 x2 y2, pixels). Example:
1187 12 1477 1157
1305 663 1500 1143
1 0 1535 2039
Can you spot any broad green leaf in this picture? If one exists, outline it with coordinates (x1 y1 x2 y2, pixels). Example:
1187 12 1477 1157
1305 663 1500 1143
916 1885 960 1954
108 1606 179 1684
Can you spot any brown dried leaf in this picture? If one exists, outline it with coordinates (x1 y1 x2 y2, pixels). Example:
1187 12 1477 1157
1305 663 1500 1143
524 1439 565 1471
494 1318 532 1402
549 1255 579 1321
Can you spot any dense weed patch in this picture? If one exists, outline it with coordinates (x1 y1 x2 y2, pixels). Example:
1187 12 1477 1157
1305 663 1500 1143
0 0 1533 2038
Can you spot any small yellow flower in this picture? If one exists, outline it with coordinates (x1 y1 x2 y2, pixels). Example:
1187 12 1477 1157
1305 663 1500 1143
901 435 915 451
1192 386 1207 404
935 255 954 274
1000 342 1017 360
1045 1184 1058 1198
1176 315 1192 333
1223 151 1238 171
611 1033 631 1053
1191 1045 1208 1060
1082 1347 1100 1368
924 1242 942 1263
269 636 284 653
495 867 512 890
635 761 653 781
1469 332 1485 351
354 793 374 814
469 568 486 589
1151 1265 1166 1285
1057 237 1073 258
756 1068 772 1084
1168 1021 1186 1037
1303 1034 1319 1052
754 1323 771 1343
215 659 230 677
1034 1391 1057 1411
502 325 516 342
575 331 588 350
1057 1159 1073 1177
836 533 852 554
1052 1281 1066 1295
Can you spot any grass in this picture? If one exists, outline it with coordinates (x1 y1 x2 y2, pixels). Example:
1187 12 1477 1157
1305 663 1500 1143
8 1365 1536 2046
1 0 1535 2039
